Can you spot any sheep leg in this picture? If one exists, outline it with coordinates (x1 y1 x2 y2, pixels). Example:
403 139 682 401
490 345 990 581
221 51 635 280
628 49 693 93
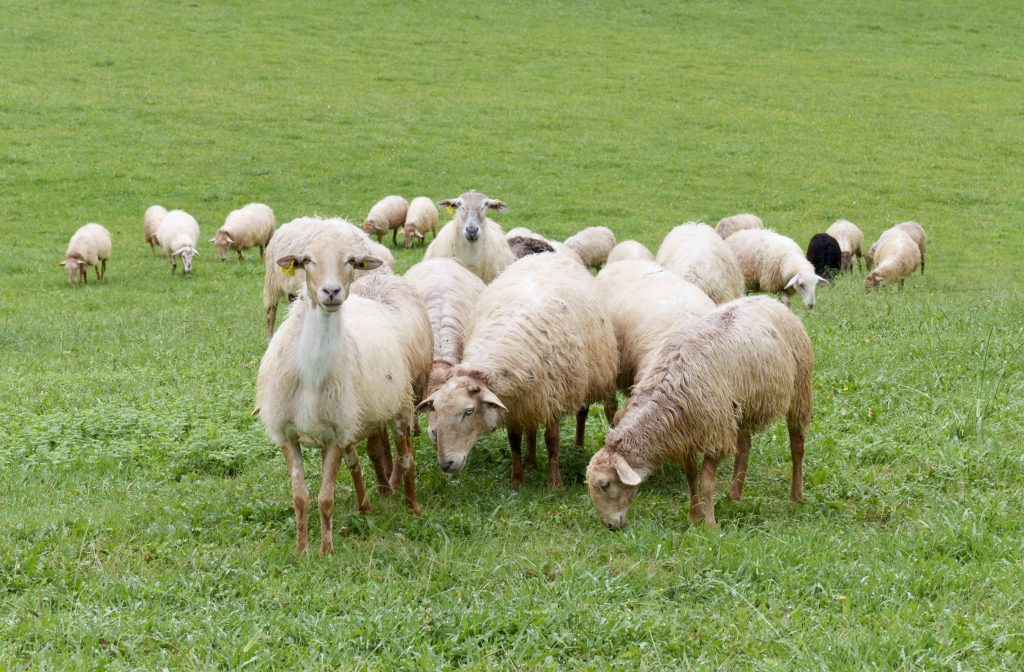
392 424 420 514
343 445 373 518
317 444 347 555
524 427 538 470
508 429 525 490
282 441 309 555
259 244 265 260
899 279 905 290
699 456 719 527
266 305 278 340
788 427 805 502
99 258 106 280
81 267 87 285
545 423 562 490
920 254 925 275
392 227 398 246
366 429 394 497
729 431 751 501
856 254 863 273
236 248 244 262
604 391 618 427
574 407 588 449
683 457 702 524
171 259 177 276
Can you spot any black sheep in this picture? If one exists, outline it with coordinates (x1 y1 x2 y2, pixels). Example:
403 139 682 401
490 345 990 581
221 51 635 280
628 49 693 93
806 233 841 279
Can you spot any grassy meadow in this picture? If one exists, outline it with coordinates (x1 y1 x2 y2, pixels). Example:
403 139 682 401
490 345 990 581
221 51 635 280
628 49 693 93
2 0 1023 668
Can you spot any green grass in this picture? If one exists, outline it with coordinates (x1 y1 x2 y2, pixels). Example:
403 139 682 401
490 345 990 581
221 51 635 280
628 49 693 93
2 0 1024 668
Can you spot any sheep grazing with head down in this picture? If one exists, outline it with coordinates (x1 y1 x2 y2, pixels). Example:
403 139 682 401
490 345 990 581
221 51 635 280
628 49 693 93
586 297 813 530
143 205 167 253
417 253 618 490
806 233 842 280
726 229 829 309
655 223 745 304
715 213 764 239
212 203 276 262
606 240 654 264
156 209 200 276
424 190 516 283
362 195 409 246
825 219 864 273
255 231 432 555
564 226 617 270
61 223 112 285
402 197 439 248
866 222 926 273
865 228 921 289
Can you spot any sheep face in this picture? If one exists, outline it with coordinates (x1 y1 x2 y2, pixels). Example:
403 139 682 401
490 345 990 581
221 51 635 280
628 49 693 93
438 191 507 243
212 231 234 261
402 225 423 249
175 246 199 275
277 243 383 313
783 270 828 309
59 258 86 285
864 270 884 288
585 449 643 530
416 376 507 475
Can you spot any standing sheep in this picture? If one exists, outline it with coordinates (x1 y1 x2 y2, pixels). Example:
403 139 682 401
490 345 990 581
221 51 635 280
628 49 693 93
424 190 515 283
606 240 654 264
362 195 409 245
143 205 167 253
866 222 926 273
156 210 200 276
402 197 439 248
864 229 921 289
715 213 764 239
806 233 842 280
825 219 864 273
212 203 276 262
586 297 813 530
726 229 829 309
416 253 618 490
655 223 744 304
60 223 112 285
564 226 617 270
255 233 432 554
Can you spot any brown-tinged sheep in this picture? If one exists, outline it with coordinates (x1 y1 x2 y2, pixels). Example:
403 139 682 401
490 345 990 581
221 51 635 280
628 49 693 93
362 195 409 245
143 205 167 254
655 223 745 304
825 219 864 273
715 213 764 239
212 203 276 262
424 190 516 283
726 229 829 309
61 223 112 285
606 240 654 264
564 226 617 270
865 229 921 289
402 196 439 248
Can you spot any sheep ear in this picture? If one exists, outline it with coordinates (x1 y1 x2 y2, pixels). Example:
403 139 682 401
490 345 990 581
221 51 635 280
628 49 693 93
485 199 508 212
437 199 458 209
208 238 217 244
192 248 199 256
277 254 309 270
58 261 67 266
415 393 437 414
348 255 383 271
784 276 799 290
816 275 830 285
612 454 642 486
478 388 508 412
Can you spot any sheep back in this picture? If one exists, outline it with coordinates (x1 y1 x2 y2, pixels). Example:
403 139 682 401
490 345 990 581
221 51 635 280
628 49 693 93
715 213 764 239
564 226 617 269
806 233 842 279
655 223 744 304
606 240 654 264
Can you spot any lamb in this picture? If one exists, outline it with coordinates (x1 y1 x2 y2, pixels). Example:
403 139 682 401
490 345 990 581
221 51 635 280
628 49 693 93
423 190 515 283
726 229 829 309
211 203 275 262
402 197 439 248
156 209 200 276
416 253 618 491
143 205 167 253
864 229 921 289
564 226 617 270
263 217 395 338
806 233 842 279
654 223 745 304
585 296 813 530
60 223 112 285
362 195 409 245
606 240 654 264
254 233 432 554
825 219 864 273
715 213 764 239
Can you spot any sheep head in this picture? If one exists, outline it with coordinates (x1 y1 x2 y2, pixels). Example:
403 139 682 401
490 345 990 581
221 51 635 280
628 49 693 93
438 191 507 243
59 257 86 285
415 374 507 475
864 270 884 289
585 447 645 530
212 230 235 261
784 269 828 309
174 246 199 275
276 239 382 313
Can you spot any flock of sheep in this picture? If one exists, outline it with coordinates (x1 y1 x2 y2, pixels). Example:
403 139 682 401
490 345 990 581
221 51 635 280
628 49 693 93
57 192 928 552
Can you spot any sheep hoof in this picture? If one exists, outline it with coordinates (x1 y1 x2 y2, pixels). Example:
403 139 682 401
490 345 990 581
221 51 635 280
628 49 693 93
511 476 524 491
547 476 563 491
320 539 334 555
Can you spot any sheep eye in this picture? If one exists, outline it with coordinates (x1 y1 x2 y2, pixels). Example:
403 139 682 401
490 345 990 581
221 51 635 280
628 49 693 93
463 408 474 417
599 480 610 491
429 428 437 441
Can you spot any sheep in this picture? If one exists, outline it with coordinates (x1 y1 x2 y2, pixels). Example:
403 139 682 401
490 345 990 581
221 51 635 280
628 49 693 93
505 228 585 265
416 252 618 491
402 197 439 248
211 203 275 262
156 209 200 276
60 223 112 285
143 205 167 253
715 213 764 239
606 240 654 264
866 222 927 273
655 223 745 304
594 260 716 423
585 296 813 530
564 226 617 270
726 229 829 309
825 219 864 273
423 190 516 283
806 233 842 279
362 195 409 245
865 229 921 289
254 233 432 554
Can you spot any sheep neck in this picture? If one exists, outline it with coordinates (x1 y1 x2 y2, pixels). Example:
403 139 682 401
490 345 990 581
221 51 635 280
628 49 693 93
294 298 351 388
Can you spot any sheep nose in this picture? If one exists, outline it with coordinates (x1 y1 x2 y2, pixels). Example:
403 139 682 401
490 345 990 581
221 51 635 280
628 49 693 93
441 459 455 473
465 226 480 241
322 286 342 301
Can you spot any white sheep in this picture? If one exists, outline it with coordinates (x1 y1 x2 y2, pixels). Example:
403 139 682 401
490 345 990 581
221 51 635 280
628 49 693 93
402 197 439 248
606 240 654 264
726 229 829 309
715 213 764 239
423 190 516 283
824 219 864 273
156 210 200 276
873 221 926 274
255 232 432 554
143 205 167 253
60 223 112 285
212 203 275 262
655 223 745 304
564 226 617 270
586 296 813 529
416 253 618 490
362 195 409 245
865 228 921 289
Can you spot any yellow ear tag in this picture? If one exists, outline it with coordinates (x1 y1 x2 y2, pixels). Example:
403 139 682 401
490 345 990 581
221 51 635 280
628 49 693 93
280 261 296 276
444 205 455 216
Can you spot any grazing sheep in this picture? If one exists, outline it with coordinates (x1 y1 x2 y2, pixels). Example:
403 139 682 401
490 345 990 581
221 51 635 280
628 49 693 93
402 197 439 248
586 297 813 530
212 203 275 262
564 226 617 270
263 217 395 338
255 234 432 554
416 253 618 490
806 233 842 279
825 219 864 273
60 223 112 285
362 195 409 245
866 222 927 273
606 240 654 264
156 210 200 276
595 260 716 423
423 190 515 283
715 213 764 239
865 229 921 289
726 229 829 309
143 205 167 253
655 223 745 304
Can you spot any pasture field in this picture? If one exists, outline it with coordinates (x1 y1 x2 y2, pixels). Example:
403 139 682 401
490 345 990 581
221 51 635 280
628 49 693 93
2 0 1023 668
